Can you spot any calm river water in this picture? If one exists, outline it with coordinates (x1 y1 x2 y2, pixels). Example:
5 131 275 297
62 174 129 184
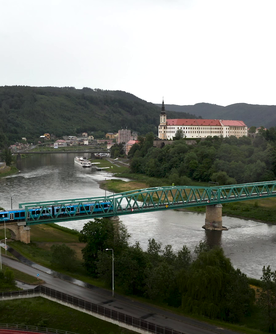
1 153 276 279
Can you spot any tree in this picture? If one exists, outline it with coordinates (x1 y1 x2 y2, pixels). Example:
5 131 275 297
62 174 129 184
145 261 179 305
146 238 162 266
79 218 129 276
174 129 184 140
248 126 256 134
179 246 254 321
114 242 148 295
211 171 236 185
127 143 140 158
0 131 8 149
110 143 125 158
50 244 77 271
258 266 276 332
1 148 13 166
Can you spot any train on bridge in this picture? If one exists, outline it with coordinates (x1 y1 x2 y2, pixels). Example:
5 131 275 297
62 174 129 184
0 201 112 223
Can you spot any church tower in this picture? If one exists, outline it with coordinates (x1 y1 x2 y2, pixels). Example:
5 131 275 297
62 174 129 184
158 99 167 139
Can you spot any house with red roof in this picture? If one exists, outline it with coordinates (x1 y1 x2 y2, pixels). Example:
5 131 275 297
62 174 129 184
125 140 139 155
158 100 248 140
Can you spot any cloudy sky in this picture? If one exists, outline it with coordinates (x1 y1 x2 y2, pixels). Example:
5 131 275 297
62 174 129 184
0 0 275 106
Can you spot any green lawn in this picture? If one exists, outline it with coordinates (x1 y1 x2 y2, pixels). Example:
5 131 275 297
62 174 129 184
0 298 136 334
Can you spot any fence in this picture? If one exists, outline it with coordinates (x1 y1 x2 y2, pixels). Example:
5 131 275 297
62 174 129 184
0 286 184 334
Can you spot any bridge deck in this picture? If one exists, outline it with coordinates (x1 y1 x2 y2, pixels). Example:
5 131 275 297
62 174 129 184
2 180 273 225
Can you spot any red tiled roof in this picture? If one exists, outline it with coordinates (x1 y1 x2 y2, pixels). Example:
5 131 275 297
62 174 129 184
166 119 221 126
220 120 247 127
126 140 139 145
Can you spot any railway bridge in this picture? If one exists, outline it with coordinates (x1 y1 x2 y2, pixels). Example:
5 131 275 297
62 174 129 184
1 180 276 243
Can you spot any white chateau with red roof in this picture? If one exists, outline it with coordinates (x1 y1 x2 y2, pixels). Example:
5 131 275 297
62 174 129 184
158 100 248 140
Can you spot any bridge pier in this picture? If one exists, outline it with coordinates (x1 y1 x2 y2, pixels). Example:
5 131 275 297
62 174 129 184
17 222 31 243
203 204 227 231
1 222 31 244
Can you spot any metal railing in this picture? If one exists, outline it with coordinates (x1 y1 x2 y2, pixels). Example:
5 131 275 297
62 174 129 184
0 286 184 334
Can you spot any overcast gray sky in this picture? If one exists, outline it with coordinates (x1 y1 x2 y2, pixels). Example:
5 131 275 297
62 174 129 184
0 0 275 106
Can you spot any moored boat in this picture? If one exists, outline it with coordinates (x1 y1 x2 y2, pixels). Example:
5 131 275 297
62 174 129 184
74 156 92 168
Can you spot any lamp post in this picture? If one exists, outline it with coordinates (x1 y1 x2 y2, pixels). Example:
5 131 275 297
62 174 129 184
105 248 114 297
1 214 6 255
4 220 6 255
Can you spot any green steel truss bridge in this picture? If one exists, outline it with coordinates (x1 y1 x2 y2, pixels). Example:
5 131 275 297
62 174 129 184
15 180 276 226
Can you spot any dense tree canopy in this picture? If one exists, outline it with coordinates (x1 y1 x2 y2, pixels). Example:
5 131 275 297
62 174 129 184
129 134 276 184
80 218 254 323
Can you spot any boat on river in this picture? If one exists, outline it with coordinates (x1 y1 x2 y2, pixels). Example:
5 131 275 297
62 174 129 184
74 156 92 168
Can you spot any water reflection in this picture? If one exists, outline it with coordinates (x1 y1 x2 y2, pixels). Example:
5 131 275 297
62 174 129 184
204 230 222 248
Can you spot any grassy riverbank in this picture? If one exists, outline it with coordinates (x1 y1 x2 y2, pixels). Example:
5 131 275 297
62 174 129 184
0 165 19 177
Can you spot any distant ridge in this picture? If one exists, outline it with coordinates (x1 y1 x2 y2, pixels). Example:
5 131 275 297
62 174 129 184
0 86 198 145
156 102 276 128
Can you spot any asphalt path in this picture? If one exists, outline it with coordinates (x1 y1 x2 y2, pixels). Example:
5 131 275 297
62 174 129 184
2 255 241 334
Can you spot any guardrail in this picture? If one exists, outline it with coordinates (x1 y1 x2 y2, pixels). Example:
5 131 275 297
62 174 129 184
0 286 184 334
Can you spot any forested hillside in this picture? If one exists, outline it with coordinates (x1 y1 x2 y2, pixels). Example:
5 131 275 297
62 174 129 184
0 86 196 146
160 102 276 128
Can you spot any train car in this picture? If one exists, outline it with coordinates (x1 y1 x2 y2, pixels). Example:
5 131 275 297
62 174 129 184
0 201 113 223
0 209 26 222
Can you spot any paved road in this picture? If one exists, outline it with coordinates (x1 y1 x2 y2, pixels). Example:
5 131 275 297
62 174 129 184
2 255 240 334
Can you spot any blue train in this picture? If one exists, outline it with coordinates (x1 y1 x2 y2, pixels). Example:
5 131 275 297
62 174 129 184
0 201 113 223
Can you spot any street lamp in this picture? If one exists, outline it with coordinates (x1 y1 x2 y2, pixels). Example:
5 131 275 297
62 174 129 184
4 221 6 255
105 248 114 297
1 214 6 255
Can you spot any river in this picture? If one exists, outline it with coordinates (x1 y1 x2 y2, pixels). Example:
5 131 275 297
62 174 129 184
0 153 275 279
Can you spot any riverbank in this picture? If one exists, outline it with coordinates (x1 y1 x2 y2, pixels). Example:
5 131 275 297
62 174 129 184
0 165 19 177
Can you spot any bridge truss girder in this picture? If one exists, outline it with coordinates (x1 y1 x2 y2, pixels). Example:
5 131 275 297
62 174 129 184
17 180 276 226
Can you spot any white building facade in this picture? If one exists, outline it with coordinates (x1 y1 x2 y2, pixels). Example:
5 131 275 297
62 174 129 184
158 104 248 140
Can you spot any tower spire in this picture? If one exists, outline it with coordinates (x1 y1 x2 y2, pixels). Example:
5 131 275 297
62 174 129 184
161 97 165 113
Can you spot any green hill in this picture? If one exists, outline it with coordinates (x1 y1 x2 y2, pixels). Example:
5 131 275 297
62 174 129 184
160 102 276 128
0 86 196 145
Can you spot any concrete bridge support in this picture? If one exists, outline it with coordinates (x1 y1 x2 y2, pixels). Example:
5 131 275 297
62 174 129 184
204 204 227 231
1 222 31 244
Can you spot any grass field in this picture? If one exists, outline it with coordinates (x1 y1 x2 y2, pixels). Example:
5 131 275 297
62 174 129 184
0 298 136 334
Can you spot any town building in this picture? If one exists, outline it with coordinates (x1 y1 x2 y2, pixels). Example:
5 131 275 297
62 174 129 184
53 140 67 148
117 129 132 144
43 133 51 140
125 140 139 155
106 133 116 139
158 100 248 140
